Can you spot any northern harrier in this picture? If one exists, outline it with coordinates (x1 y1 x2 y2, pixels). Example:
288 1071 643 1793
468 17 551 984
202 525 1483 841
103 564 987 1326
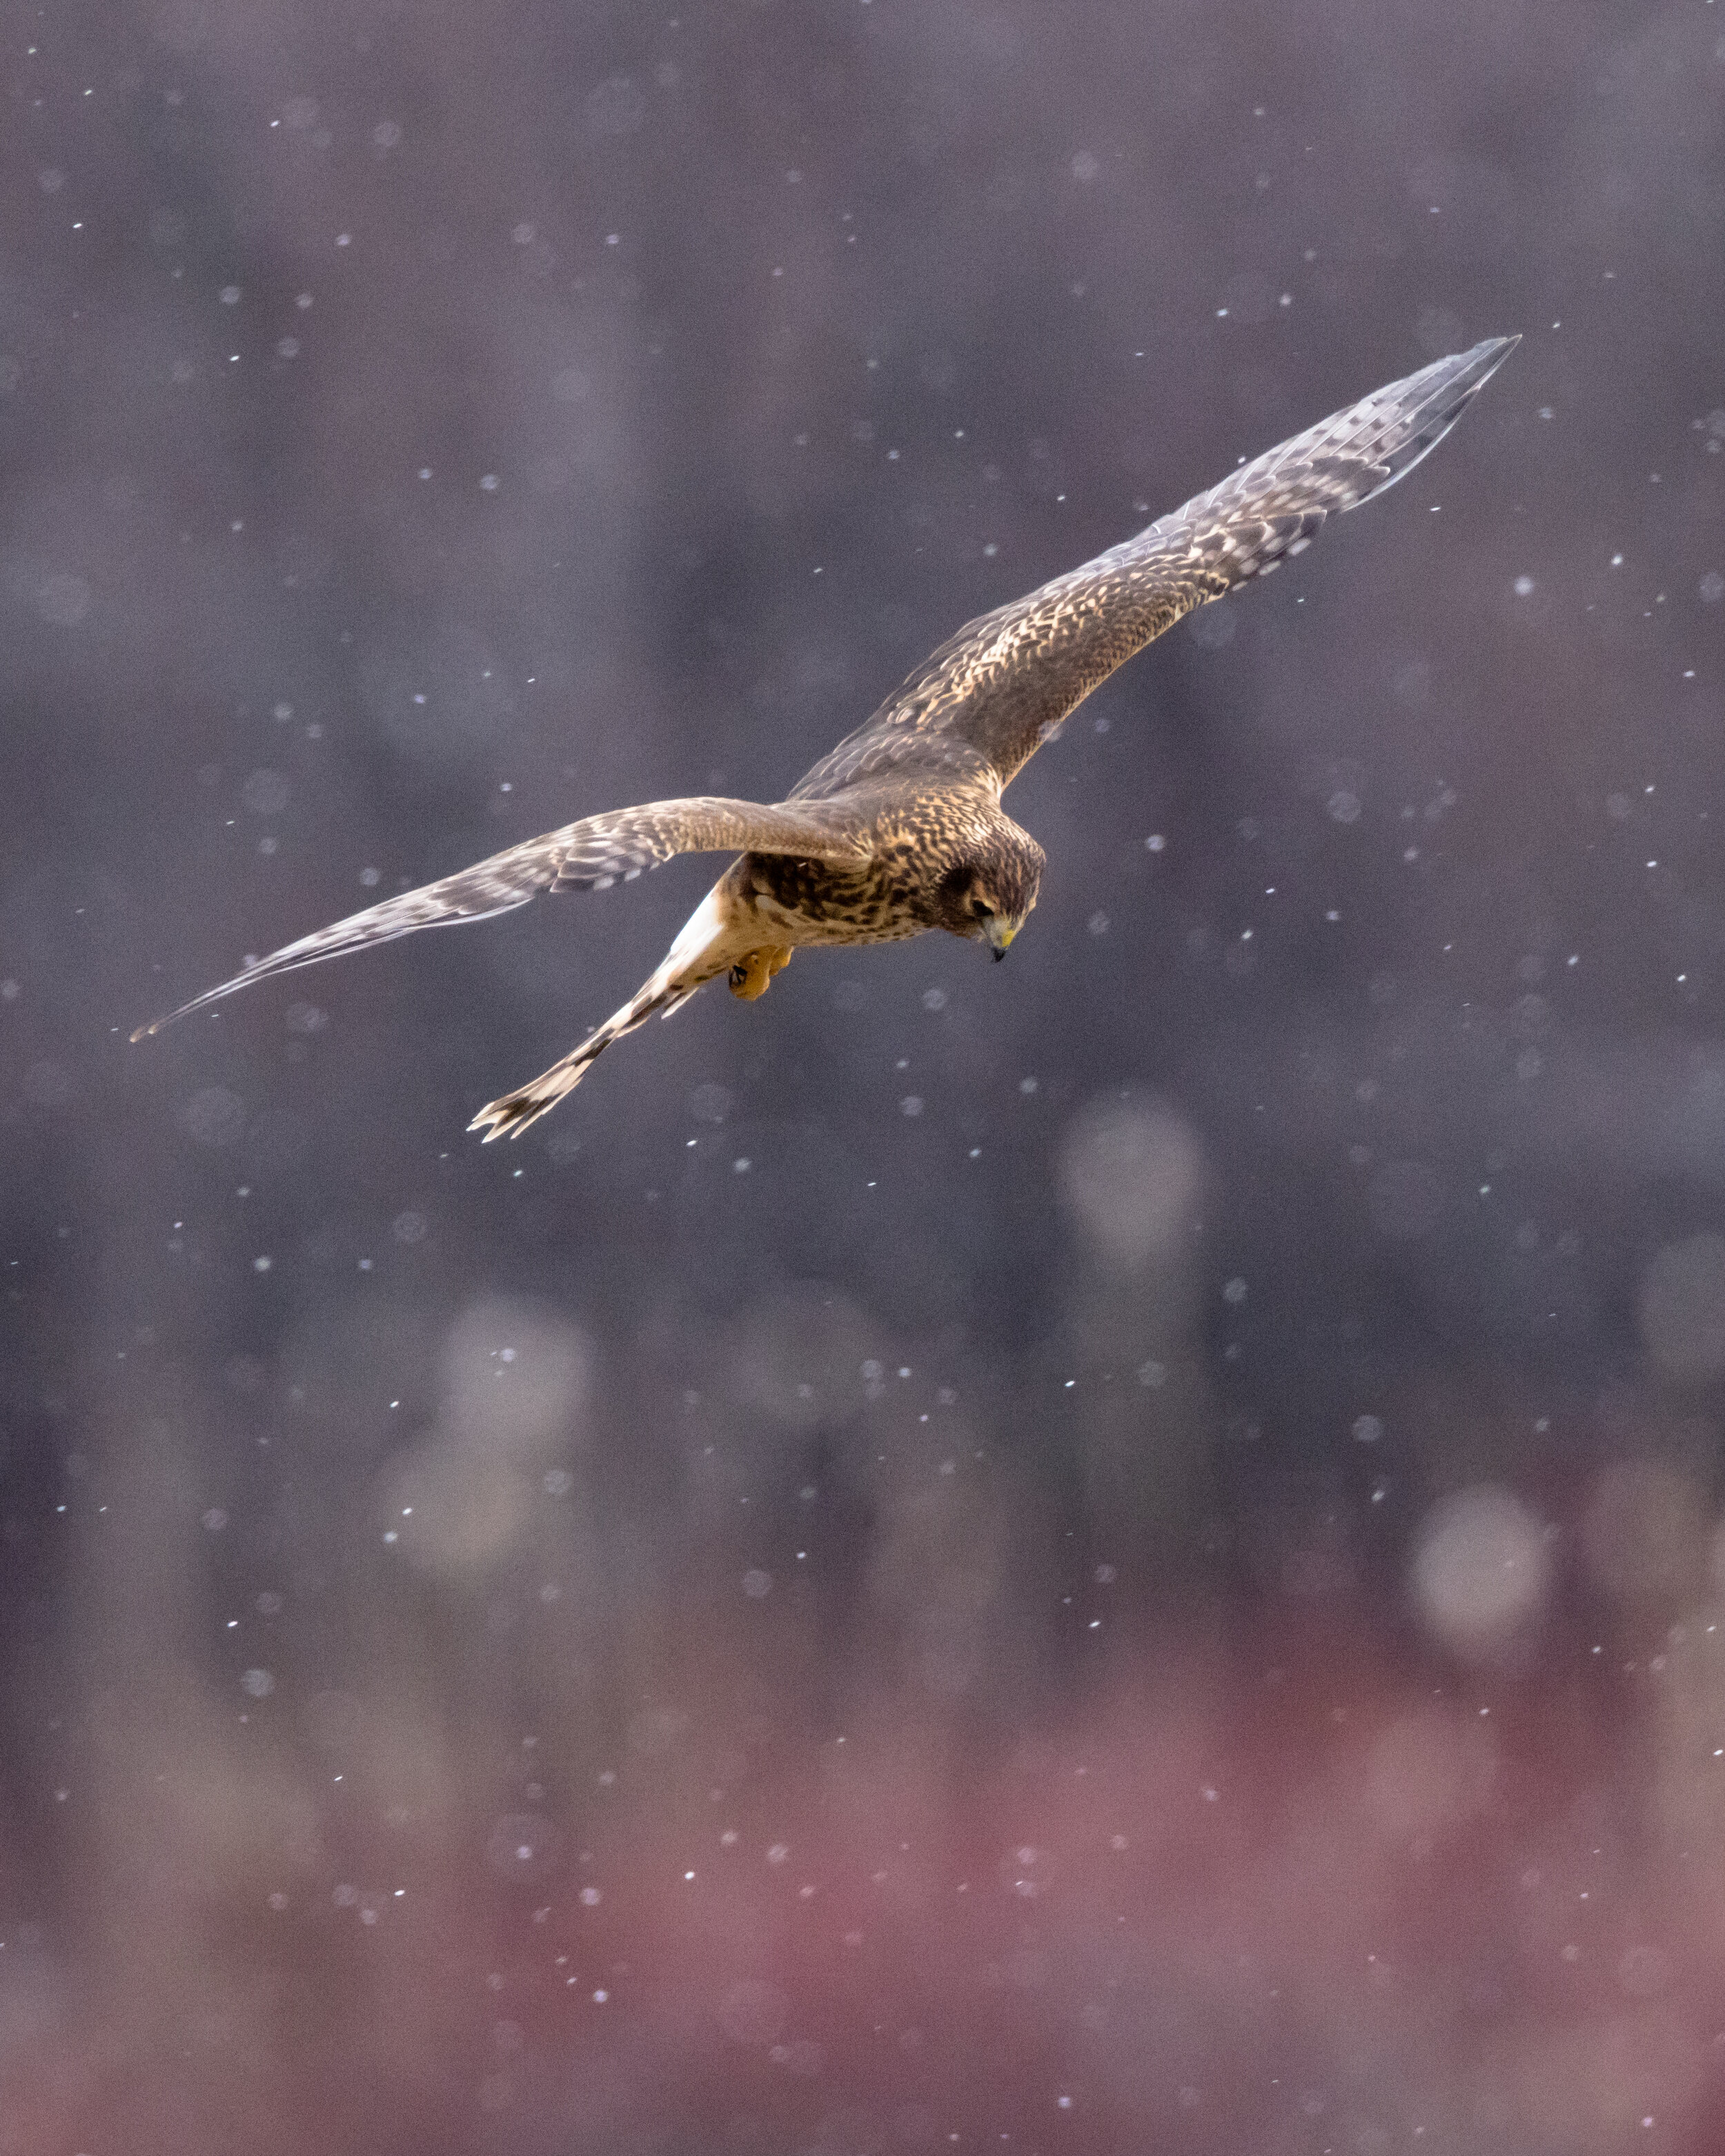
135 337 1515 1136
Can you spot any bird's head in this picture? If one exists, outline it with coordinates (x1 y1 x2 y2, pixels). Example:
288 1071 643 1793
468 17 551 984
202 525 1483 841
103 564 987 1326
938 824 1045 959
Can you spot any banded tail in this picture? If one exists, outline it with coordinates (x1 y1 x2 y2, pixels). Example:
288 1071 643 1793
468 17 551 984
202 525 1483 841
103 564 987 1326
467 885 751 1140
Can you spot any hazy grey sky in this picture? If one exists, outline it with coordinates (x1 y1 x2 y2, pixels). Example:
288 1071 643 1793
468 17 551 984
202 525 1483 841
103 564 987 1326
3 1 1724 2148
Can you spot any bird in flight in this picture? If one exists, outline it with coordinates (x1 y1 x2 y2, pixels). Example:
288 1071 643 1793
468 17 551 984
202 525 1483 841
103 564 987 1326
134 337 1515 1137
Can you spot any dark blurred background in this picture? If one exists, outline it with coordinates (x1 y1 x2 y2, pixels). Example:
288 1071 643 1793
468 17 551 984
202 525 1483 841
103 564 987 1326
3 0 1725 2149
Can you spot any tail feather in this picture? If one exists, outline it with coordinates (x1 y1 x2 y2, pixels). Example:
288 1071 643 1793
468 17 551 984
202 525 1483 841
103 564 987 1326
468 980 680 1139
469 884 745 1140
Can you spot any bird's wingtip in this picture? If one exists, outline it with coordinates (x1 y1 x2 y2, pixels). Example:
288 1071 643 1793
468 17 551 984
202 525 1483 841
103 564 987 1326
1463 333 1519 381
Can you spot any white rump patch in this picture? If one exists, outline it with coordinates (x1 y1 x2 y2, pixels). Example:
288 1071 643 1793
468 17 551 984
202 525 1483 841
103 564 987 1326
665 885 731 971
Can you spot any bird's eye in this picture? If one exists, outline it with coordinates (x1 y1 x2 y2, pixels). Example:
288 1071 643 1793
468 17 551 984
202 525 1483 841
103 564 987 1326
969 896 991 918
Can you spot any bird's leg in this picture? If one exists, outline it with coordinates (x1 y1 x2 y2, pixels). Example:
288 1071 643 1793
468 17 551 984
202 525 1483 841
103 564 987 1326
727 945 793 1001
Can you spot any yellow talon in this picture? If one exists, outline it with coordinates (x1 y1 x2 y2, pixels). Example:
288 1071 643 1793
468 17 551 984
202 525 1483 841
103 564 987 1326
727 946 793 1000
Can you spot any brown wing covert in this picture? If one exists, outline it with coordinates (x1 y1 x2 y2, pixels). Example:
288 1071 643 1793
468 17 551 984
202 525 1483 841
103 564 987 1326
795 337 1517 795
130 796 871 1038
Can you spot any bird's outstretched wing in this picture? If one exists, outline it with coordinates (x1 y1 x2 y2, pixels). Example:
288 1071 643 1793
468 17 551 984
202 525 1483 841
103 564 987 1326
792 337 1517 799
131 795 872 1038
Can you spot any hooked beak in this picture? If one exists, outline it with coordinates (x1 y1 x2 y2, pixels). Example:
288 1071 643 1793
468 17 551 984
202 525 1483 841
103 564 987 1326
983 917 1017 960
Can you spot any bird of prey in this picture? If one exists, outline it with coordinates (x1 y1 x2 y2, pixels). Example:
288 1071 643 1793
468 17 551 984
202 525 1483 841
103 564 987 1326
134 337 1515 1136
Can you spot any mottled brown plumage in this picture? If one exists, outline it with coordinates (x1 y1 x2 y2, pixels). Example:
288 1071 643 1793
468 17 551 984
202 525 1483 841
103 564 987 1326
132 338 1515 1136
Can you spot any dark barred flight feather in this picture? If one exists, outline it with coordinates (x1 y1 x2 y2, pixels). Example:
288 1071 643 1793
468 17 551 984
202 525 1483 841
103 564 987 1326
130 795 872 1037
791 338 1517 798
